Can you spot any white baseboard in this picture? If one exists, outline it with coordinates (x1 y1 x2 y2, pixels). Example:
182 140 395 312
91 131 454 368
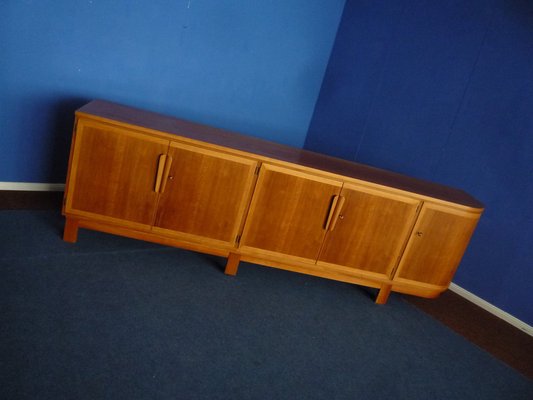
0 182 65 191
449 283 532 336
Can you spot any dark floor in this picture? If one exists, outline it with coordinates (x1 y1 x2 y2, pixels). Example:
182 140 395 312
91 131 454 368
0 190 64 210
408 290 533 380
2 190 532 380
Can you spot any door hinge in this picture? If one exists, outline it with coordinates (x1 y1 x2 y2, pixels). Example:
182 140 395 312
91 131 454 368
254 165 261 175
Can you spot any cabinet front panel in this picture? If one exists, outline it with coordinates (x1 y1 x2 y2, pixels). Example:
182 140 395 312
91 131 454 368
66 120 169 226
240 164 342 262
153 143 257 244
318 185 420 277
395 204 480 286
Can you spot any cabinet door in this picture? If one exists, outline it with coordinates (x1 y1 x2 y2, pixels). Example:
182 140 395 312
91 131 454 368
153 142 257 246
394 203 481 287
317 184 420 279
65 119 169 228
239 164 342 263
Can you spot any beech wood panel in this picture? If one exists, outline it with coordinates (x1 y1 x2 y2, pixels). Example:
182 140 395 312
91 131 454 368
76 217 231 258
394 203 480 286
240 164 342 262
66 120 169 226
153 142 257 244
317 185 420 277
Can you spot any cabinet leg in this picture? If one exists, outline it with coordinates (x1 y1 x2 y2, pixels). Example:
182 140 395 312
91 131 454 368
225 252 241 276
375 284 392 305
63 218 79 243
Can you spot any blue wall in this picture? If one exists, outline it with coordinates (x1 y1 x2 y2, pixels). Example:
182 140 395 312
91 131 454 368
306 0 533 324
0 0 345 183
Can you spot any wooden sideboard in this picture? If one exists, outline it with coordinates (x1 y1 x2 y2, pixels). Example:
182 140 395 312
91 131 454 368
62 100 484 304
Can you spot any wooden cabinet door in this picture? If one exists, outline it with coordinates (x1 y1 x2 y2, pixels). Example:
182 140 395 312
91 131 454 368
65 119 169 228
239 164 342 264
153 142 257 246
317 184 420 279
394 203 481 287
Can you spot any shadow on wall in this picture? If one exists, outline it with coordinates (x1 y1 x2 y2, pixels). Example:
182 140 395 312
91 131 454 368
48 97 90 183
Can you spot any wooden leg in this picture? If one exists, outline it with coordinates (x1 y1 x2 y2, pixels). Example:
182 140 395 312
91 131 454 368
63 217 79 243
375 284 392 305
225 252 241 276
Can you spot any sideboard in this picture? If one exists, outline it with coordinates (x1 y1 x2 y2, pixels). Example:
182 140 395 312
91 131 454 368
62 100 484 304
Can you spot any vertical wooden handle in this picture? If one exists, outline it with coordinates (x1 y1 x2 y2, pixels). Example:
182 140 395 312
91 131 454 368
154 154 167 192
328 196 345 231
159 156 173 193
325 195 340 230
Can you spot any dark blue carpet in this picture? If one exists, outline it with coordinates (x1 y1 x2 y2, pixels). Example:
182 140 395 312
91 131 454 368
1 211 531 399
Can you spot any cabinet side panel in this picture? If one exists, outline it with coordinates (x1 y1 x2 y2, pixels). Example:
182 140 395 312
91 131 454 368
67 120 169 226
396 205 480 286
